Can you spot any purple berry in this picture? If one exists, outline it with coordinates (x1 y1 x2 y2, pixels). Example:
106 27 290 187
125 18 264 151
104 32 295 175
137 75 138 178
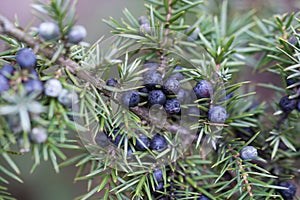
107 128 125 147
0 75 10 94
150 134 167 152
135 134 150 151
208 106 227 123
122 91 140 108
106 78 118 87
16 48 37 69
38 22 60 41
153 169 163 182
193 80 213 99
0 65 14 77
288 35 297 45
67 25 87 44
169 65 184 81
279 95 297 112
24 79 43 94
164 98 181 114
140 23 151 35
148 90 166 106
197 195 210 200
143 62 159 72
154 181 164 191
144 72 163 89
278 181 297 200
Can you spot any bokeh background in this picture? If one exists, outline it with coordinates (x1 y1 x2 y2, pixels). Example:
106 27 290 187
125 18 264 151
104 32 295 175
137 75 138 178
0 0 299 199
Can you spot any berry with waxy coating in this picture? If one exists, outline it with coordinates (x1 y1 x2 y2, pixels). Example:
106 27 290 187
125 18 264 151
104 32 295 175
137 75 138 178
24 79 43 94
67 25 87 44
164 98 181 114
193 80 213 99
122 91 140 108
38 21 60 41
95 132 109 147
0 75 10 94
107 128 125 147
140 23 151 35
135 134 150 151
288 35 297 45
16 48 37 68
106 78 118 87
240 146 258 160
278 181 297 200
143 62 159 72
0 65 14 77
148 90 166 106
30 127 48 143
279 95 297 112
138 16 149 25
153 169 163 182
169 65 184 81
163 78 180 95
58 89 79 107
44 78 63 97
208 106 227 123
154 181 164 191
144 72 162 89
150 134 167 151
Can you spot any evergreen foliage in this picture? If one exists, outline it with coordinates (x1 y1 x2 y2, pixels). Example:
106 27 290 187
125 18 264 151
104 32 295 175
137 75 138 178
0 0 299 199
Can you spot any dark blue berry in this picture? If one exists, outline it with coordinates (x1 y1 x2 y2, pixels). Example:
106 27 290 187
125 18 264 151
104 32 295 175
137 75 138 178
95 132 109 147
122 91 140 108
148 90 166 106
39 22 60 41
240 146 258 160
288 35 297 46
164 98 181 114
106 78 118 87
24 79 43 94
135 135 150 151
197 195 210 200
153 169 163 182
0 75 10 94
278 181 297 200
279 95 297 112
154 181 164 191
297 101 300 112
150 134 167 152
286 79 296 87
193 80 213 99
163 78 180 95
16 48 37 68
67 25 87 44
0 65 14 77
208 106 227 123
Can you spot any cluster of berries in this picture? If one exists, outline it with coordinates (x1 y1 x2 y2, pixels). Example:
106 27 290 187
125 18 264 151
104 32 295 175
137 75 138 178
1 48 78 151
38 21 86 44
138 16 151 35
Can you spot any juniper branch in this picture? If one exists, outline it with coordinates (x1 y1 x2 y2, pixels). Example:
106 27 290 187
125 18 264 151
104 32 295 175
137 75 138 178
0 13 191 137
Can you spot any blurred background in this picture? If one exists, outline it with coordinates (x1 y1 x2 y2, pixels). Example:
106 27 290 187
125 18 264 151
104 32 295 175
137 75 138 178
0 0 299 199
